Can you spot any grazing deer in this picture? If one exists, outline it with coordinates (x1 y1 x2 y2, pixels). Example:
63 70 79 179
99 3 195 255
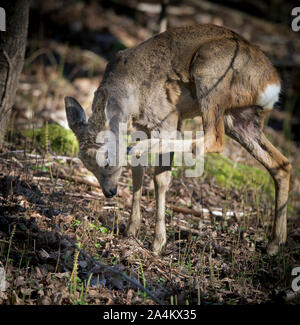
65 24 291 256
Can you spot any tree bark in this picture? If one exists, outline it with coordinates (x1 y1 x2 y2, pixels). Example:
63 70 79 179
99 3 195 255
0 0 29 145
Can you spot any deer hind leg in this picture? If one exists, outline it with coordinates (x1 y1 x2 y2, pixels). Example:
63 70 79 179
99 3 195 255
225 106 291 255
152 153 174 254
126 165 144 237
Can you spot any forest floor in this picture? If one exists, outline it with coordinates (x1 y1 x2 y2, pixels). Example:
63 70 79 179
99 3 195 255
0 135 299 305
0 0 299 305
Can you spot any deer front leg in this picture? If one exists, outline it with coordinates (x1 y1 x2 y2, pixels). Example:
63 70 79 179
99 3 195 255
152 154 173 254
126 165 144 237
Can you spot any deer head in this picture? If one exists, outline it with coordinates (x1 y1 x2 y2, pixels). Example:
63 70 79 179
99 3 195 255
65 96 124 198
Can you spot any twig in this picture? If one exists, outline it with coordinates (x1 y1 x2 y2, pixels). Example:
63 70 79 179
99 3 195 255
177 224 202 236
55 225 163 305
168 204 203 217
168 204 247 218
0 150 81 163
58 173 100 188
32 169 100 188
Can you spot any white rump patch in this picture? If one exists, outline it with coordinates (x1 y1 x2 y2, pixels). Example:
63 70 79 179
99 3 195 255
257 84 281 110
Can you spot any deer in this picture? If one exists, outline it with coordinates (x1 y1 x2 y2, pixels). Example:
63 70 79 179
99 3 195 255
65 24 291 256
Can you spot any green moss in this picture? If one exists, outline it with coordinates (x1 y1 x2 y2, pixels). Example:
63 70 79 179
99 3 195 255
172 152 274 197
23 124 78 156
112 42 127 52
204 153 274 196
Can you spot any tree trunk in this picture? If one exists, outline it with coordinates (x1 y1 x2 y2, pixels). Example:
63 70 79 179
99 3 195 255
0 0 29 145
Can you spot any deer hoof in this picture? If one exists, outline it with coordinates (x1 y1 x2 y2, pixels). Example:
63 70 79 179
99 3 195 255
267 240 280 256
126 224 139 237
152 239 166 255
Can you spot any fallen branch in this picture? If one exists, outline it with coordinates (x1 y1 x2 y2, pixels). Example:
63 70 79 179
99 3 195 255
0 150 81 164
60 174 100 188
38 170 100 188
168 204 247 218
177 224 202 236
168 204 203 217
55 225 163 305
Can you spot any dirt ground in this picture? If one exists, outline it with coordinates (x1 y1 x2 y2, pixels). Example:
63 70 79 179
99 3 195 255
0 0 299 305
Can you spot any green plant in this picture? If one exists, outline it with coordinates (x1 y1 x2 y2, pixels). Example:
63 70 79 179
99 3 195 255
5 224 16 271
136 255 147 299
22 124 79 156
204 153 273 195
68 243 93 305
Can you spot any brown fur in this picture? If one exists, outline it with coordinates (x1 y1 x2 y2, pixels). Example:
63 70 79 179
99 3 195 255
65 24 289 255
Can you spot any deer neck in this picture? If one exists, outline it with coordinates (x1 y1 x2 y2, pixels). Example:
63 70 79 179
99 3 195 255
91 83 139 135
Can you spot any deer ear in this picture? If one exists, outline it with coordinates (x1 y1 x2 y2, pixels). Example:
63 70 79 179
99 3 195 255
65 96 87 136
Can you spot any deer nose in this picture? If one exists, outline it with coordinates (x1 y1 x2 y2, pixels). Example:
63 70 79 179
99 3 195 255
103 186 118 198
